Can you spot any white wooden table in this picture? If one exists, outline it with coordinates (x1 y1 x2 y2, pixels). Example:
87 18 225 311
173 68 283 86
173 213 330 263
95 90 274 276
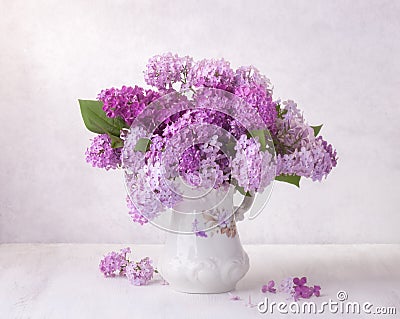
0 244 399 318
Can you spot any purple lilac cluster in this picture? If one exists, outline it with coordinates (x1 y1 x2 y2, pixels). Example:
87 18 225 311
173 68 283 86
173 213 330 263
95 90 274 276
125 257 154 286
98 85 160 126
261 276 321 301
234 84 277 133
99 247 131 277
99 247 155 286
85 134 121 170
186 58 234 90
234 65 272 90
231 134 276 193
124 133 181 222
126 196 148 225
144 52 193 91
177 136 231 189
275 100 337 181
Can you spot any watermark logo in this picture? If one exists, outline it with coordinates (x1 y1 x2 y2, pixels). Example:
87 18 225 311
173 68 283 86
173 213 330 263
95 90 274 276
257 291 397 315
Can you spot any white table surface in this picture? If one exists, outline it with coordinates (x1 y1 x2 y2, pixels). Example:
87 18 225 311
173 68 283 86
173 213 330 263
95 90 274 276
0 244 399 319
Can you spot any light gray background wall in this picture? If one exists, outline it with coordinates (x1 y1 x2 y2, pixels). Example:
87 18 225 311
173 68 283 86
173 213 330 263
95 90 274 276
1 0 399 244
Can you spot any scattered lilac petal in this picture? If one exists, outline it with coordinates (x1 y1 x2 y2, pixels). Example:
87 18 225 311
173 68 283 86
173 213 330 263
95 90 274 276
313 285 321 297
228 292 241 301
293 277 307 286
261 280 276 293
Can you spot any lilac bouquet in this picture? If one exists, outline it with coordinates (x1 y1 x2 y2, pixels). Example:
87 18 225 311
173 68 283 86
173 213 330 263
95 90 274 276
79 53 337 226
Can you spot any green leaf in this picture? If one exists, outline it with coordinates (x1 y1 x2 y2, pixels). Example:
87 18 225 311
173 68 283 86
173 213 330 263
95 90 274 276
275 174 301 187
79 99 127 137
134 138 152 153
109 135 124 149
236 185 252 197
275 103 288 119
311 124 323 137
248 129 267 151
231 179 252 197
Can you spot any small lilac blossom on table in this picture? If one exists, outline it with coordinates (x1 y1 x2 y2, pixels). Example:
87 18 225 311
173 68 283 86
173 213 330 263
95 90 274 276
99 247 131 277
125 257 155 286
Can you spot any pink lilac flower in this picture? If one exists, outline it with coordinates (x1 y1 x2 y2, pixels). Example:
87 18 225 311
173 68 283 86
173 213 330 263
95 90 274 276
234 83 277 133
126 196 148 225
120 126 148 172
97 86 160 126
144 52 193 91
234 65 272 91
276 136 337 181
231 134 275 192
181 140 230 190
275 100 337 181
261 280 277 293
187 58 234 90
125 163 181 221
165 123 231 189
125 257 155 286
178 146 201 174
85 134 121 170
123 129 181 222
99 247 131 277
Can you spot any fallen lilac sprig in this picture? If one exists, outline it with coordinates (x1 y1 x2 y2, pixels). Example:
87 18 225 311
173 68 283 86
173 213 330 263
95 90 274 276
99 247 131 277
126 257 155 286
99 247 157 286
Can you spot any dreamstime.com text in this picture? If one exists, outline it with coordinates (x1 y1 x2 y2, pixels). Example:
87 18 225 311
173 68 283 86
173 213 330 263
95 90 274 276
258 291 397 315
